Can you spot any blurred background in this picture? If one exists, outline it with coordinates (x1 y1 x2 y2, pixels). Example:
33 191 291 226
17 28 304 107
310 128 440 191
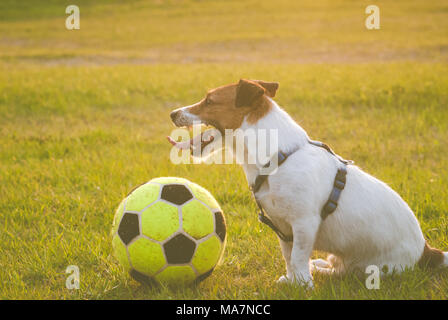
1 0 446 64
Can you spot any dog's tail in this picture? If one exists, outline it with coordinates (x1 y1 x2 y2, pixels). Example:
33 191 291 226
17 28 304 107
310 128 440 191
418 242 448 269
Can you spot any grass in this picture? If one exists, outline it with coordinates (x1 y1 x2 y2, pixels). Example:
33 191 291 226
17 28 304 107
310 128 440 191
0 0 447 299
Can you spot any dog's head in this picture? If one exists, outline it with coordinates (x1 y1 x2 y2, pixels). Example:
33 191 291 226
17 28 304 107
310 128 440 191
168 79 278 150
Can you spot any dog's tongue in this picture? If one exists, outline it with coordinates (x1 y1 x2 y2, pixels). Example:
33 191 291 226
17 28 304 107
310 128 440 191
167 130 214 150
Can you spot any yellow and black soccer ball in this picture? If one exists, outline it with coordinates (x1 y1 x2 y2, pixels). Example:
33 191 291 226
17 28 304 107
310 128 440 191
111 177 226 286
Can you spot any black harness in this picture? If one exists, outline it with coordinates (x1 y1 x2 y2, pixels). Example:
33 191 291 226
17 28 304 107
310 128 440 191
249 140 353 242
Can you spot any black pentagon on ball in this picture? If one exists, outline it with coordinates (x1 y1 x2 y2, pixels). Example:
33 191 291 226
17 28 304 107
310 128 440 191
214 211 226 242
163 233 196 264
117 212 140 245
161 184 193 205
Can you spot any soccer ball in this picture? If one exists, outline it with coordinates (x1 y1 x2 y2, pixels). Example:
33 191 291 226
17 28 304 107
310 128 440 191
111 177 226 286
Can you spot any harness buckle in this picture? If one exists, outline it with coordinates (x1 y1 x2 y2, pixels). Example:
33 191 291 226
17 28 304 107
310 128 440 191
334 179 345 190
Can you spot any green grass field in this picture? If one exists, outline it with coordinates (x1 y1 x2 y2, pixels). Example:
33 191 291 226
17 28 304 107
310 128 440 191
1 0 447 299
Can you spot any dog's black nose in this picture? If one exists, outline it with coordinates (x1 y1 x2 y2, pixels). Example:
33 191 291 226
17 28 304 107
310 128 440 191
170 110 178 122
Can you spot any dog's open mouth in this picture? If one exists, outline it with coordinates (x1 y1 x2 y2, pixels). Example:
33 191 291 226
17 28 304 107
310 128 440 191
167 125 216 151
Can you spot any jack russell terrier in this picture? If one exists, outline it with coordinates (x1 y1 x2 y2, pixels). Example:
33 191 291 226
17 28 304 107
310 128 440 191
168 79 447 287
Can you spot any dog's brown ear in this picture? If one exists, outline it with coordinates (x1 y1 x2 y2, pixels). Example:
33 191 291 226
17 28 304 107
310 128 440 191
253 80 279 98
235 79 265 108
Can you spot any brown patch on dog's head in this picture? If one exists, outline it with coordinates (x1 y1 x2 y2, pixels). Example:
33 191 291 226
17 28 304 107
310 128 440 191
182 79 279 131
252 80 279 98
235 79 265 108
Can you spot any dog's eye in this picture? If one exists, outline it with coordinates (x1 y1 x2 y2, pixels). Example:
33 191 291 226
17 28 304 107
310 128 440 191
205 97 212 105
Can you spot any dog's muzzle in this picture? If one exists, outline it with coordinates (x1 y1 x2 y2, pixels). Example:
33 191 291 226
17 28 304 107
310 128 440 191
170 109 180 124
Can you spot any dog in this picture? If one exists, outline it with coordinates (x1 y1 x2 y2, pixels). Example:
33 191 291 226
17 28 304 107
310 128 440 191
168 79 447 287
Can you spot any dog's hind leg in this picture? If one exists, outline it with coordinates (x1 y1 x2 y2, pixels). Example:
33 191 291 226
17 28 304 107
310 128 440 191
327 254 346 275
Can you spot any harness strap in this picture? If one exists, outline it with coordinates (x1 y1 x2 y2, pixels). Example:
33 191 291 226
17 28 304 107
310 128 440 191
250 140 352 243
308 140 353 165
252 151 288 194
321 166 347 220
254 195 293 242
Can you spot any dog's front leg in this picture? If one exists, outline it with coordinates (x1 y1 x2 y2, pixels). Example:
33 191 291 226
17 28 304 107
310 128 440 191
277 239 293 283
287 216 320 288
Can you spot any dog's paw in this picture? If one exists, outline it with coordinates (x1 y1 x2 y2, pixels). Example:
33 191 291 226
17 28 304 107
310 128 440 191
309 259 335 275
276 275 314 288
276 275 290 284
299 278 314 289
310 265 334 275
310 259 331 269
